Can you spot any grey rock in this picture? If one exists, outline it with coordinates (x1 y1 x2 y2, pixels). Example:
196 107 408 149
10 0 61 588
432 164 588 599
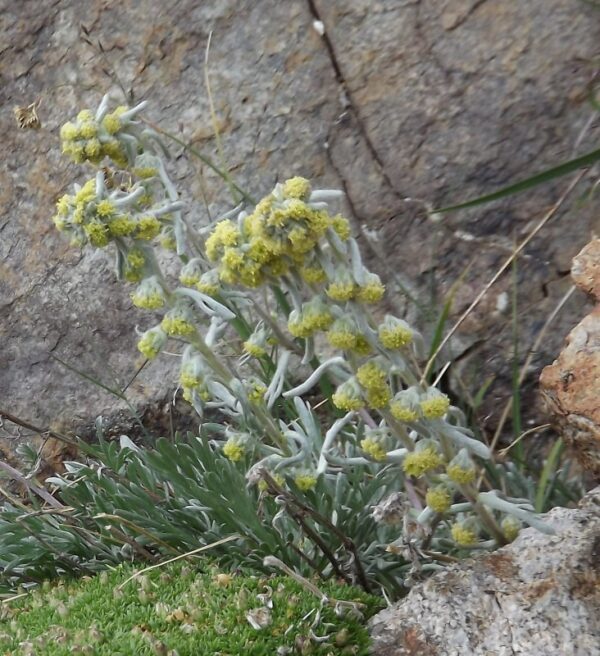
369 487 600 656
2 0 600 438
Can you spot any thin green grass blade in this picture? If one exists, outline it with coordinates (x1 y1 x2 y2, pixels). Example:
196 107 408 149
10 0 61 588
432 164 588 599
143 121 255 205
472 376 495 410
535 438 564 513
51 354 126 399
51 354 151 441
511 256 523 460
436 147 600 213
426 286 457 383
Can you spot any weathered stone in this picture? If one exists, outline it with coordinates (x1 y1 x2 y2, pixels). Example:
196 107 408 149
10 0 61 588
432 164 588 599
572 239 600 300
540 239 600 478
2 0 600 439
369 487 600 656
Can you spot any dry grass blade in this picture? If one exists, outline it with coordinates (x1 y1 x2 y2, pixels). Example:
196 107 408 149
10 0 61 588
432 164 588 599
487 284 577 454
0 460 63 509
116 534 240 590
422 170 587 383
204 31 238 203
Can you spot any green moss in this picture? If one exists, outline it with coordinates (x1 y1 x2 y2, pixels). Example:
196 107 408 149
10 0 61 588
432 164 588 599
0 561 383 655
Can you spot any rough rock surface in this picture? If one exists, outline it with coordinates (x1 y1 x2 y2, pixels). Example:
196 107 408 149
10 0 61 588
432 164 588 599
2 1 600 436
540 239 600 478
369 487 600 656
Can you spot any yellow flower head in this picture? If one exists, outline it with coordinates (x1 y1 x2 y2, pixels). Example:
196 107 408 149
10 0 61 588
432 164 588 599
326 270 356 302
79 121 98 139
351 335 372 356
131 276 167 310
179 258 203 287
96 200 116 218
451 518 478 546
446 449 476 485
326 316 360 350
62 142 86 163
102 139 128 166
246 378 267 404
288 298 333 338
178 351 206 390
161 306 196 337
133 166 158 179
127 248 146 270
360 437 387 462
102 112 122 135
356 272 385 304
402 441 443 478
108 215 136 237
84 222 110 248
257 472 285 492
52 214 68 231
60 122 79 141
197 269 221 296
501 516 521 542
420 388 450 419
84 138 102 159
205 219 240 261
294 471 318 492
243 340 266 359
56 194 72 217
378 315 413 350
75 179 97 204
390 387 421 423
288 226 316 255
76 109 94 122
356 359 388 391
300 264 327 284
282 176 312 200
425 485 452 514
332 377 364 412
158 227 177 251
136 215 162 240
331 214 351 241
366 385 391 409
223 439 245 462
137 326 167 360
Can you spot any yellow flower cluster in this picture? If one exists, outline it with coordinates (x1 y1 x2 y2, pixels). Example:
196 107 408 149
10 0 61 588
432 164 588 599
326 316 361 350
378 315 413 350
447 466 474 486
287 297 333 338
390 400 420 422
360 437 387 462
131 276 167 310
60 107 128 167
425 486 452 513
205 178 352 289
325 270 384 304
501 516 521 542
243 340 267 358
245 378 267 403
257 472 285 492
52 179 164 256
223 439 245 462
332 377 364 412
402 444 443 477
356 360 391 409
137 326 167 360
294 472 318 491
161 307 196 337
451 521 478 546
420 389 450 419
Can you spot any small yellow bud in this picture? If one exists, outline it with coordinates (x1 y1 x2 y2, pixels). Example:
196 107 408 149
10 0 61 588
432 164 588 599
425 486 452 513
